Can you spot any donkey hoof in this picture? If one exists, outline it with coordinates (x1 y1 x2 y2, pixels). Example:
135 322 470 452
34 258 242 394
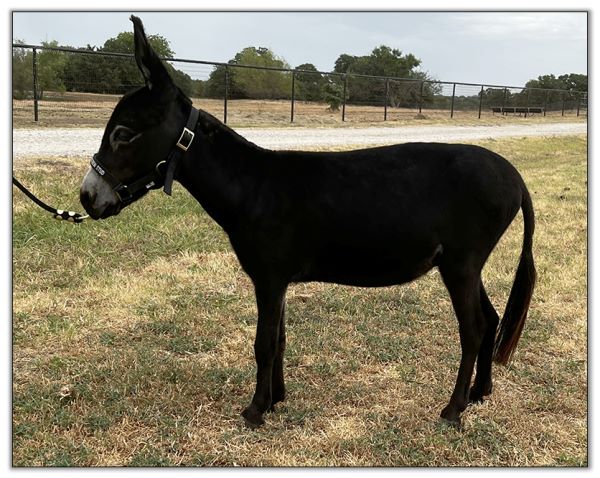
439 416 462 429
469 383 492 404
468 391 485 404
241 405 265 429
269 392 285 412
440 407 462 429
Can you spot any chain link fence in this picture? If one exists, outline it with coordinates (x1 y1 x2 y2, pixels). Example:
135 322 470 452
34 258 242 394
13 43 588 127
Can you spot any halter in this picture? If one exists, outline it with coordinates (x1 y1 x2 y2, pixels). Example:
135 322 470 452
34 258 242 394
90 106 200 204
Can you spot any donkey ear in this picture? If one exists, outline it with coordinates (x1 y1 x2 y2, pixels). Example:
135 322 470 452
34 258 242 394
130 15 171 90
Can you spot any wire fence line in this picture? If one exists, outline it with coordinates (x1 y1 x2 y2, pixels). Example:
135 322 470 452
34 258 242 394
13 43 588 127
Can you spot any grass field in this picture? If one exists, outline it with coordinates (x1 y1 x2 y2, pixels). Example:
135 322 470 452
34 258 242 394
12 135 587 466
13 94 588 128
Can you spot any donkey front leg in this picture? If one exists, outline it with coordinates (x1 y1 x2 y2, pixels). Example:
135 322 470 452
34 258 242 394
270 301 286 410
242 282 287 428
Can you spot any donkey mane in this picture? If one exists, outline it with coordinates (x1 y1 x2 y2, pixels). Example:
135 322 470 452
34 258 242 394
194 108 264 154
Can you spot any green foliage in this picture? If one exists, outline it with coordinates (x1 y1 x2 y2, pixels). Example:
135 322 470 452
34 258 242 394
516 73 587 110
12 41 32 99
333 54 356 74
98 31 200 95
191 79 205 97
37 41 68 98
233 47 291 99
204 63 243 99
167 64 195 97
102 31 174 57
333 45 425 106
15 31 195 97
204 64 227 98
62 46 128 94
205 47 292 100
558 73 587 92
525 73 587 93
14 27 587 112
294 63 326 102
321 77 346 111
482 88 509 106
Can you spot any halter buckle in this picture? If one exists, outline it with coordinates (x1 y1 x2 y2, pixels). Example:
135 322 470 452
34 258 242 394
176 127 195 151
115 184 132 203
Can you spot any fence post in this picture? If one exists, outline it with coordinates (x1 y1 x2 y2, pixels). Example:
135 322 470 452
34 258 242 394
502 87 508 114
525 88 530 118
478 85 484 119
419 81 424 114
223 65 229 124
576 92 581 117
450 83 456 118
290 70 296 123
544 90 549 117
32 46 39 122
561 91 565 117
384 78 389 121
342 75 347 122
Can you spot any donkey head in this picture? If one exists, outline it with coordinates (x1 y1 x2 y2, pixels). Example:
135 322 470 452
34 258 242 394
80 15 190 219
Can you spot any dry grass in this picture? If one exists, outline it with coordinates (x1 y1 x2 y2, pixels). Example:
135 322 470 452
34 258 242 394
13 93 587 128
12 135 587 466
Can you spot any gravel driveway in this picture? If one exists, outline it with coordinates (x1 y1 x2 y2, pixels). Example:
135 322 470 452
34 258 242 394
13 122 586 160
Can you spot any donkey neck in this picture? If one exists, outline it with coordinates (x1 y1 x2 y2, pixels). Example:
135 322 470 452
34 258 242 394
175 110 266 232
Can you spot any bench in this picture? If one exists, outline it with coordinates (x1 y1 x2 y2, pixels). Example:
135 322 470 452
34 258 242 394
491 106 544 117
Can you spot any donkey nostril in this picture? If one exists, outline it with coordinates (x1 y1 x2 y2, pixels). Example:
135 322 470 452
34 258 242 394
80 190 96 209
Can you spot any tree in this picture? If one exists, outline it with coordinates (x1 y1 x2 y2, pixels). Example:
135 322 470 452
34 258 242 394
205 47 292 100
294 63 325 102
12 41 32 99
63 45 125 94
334 54 356 74
204 62 245 99
321 77 346 111
333 46 425 106
232 47 291 99
102 31 174 57
61 31 195 96
481 87 510 107
37 40 68 98
167 65 195 97
334 46 421 78
558 73 587 92
525 74 565 91
520 73 587 108
191 79 205 98
101 32 174 94
524 73 587 95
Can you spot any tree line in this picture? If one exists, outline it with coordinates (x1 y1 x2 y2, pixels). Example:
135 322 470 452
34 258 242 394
12 30 436 109
12 33 200 99
13 30 587 112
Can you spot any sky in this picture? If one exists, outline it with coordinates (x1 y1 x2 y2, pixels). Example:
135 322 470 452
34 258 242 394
11 11 587 88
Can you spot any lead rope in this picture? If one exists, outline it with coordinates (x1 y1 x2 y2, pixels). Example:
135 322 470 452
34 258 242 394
13 176 88 223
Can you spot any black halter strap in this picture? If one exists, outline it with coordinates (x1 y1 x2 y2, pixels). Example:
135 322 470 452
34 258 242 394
164 106 199 195
90 106 199 203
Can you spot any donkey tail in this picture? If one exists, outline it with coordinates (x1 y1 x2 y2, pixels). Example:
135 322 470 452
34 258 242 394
493 185 536 365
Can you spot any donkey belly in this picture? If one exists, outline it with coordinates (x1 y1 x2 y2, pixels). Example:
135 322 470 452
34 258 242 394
296 242 443 287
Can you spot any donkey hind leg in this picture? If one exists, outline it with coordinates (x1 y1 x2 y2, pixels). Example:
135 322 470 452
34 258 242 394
469 282 500 403
270 301 286 411
242 282 287 428
439 265 487 427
